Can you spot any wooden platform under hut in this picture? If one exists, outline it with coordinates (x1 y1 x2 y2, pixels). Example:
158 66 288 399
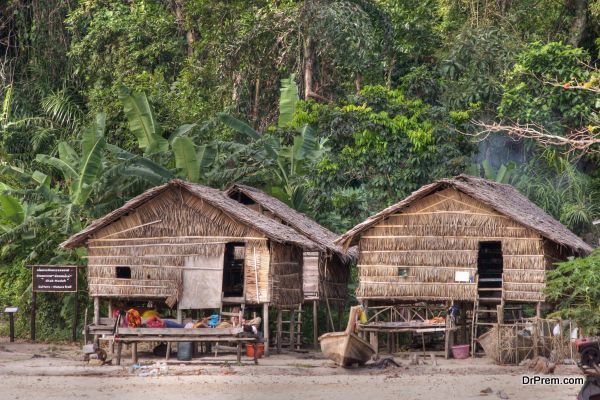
61 179 323 356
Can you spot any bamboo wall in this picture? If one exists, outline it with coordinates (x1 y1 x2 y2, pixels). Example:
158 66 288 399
86 187 270 307
244 240 271 304
303 252 320 300
319 254 350 303
357 188 547 302
270 242 304 306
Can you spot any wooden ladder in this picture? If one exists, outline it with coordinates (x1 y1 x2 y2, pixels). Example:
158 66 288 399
471 298 501 357
275 304 303 352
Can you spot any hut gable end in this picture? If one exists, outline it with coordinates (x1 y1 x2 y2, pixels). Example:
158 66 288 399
338 175 593 256
89 188 259 241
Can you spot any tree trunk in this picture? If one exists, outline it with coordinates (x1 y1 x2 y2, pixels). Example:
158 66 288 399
173 0 197 56
303 36 315 100
567 0 588 47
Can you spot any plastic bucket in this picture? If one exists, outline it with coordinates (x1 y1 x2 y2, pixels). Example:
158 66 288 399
246 343 264 358
451 344 470 359
177 342 193 361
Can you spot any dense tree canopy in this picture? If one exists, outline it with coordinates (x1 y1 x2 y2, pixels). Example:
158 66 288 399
0 0 598 339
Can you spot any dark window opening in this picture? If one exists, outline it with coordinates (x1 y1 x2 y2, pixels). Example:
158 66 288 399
116 266 131 279
223 242 245 297
238 193 256 205
477 241 503 300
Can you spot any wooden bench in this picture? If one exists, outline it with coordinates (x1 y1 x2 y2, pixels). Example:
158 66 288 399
113 326 260 365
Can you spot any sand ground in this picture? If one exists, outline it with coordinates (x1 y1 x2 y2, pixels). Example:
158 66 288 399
0 338 583 400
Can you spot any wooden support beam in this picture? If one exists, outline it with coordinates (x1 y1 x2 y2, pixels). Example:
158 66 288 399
93 297 100 325
177 307 183 324
276 309 282 354
263 303 270 356
30 291 37 342
313 300 318 350
131 342 138 365
289 306 296 350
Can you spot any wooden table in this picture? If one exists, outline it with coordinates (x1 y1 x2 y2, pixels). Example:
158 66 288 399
358 321 457 358
114 327 260 365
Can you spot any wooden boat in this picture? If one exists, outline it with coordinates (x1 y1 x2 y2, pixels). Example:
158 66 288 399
319 306 376 367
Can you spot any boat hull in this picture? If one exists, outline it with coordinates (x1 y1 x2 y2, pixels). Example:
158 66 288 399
319 331 375 367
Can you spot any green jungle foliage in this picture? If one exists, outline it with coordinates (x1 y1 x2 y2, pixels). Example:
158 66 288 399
0 0 598 341
546 251 600 335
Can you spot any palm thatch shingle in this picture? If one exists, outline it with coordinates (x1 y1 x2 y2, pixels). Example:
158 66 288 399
61 180 321 250
337 175 593 256
225 183 355 262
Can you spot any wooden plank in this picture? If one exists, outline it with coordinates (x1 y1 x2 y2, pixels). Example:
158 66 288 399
117 327 244 335
90 236 268 242
263 303 270 356
117 337 258 343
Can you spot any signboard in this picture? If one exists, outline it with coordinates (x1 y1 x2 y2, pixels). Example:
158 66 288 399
32 266 77 292
454 271 471 283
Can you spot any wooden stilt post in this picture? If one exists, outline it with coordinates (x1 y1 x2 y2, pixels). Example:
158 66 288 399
289 306 296 350
276 308 282 354
93 296 100 345
31 291 37 342
93 297 100 325
72 293 79 342
116 341 123 366
313 300 318 349
131 342 138 364
107 299 113 319
263 303 270 356
460 302 467 343
534 302 542 357
176 306 183 324
337 303 344 331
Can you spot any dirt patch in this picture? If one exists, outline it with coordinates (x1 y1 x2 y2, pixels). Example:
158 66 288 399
0 338 583 400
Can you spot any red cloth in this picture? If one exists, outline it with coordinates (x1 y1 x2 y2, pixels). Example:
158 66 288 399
145 316 165 328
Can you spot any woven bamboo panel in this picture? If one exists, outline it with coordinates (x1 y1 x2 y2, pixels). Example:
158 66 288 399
86 187 268 306
356 188 547 302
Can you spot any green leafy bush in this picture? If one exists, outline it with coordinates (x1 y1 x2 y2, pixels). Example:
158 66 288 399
546 250 600 335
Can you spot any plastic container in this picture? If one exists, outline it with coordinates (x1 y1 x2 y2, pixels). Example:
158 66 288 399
245 343 264 358
177 342 193 361
451 344 470 359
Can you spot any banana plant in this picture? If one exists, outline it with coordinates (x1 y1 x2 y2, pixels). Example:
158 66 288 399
0 182 24 231
217 74 328 210
468 160 516 184
35 113 107 206
119 86 168 155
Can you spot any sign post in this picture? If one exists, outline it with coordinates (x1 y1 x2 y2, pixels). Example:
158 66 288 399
4 307 18 342
29 265 79 342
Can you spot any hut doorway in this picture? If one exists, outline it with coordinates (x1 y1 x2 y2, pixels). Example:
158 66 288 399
222 243 245 298
477 241 503 300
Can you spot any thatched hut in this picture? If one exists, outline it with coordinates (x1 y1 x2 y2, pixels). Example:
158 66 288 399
226 184 354 305
336 175 593 305
61 180 321 352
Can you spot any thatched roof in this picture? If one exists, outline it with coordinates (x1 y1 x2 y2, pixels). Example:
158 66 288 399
336 175 594 256
61 180 321 250
226 183 355 262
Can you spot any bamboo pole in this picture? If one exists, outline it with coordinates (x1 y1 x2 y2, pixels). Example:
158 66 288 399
263 303 270 356
313 300 318 349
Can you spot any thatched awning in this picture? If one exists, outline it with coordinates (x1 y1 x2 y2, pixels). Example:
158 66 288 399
226 183 356 263
336 175 594 256
61 180 322 250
